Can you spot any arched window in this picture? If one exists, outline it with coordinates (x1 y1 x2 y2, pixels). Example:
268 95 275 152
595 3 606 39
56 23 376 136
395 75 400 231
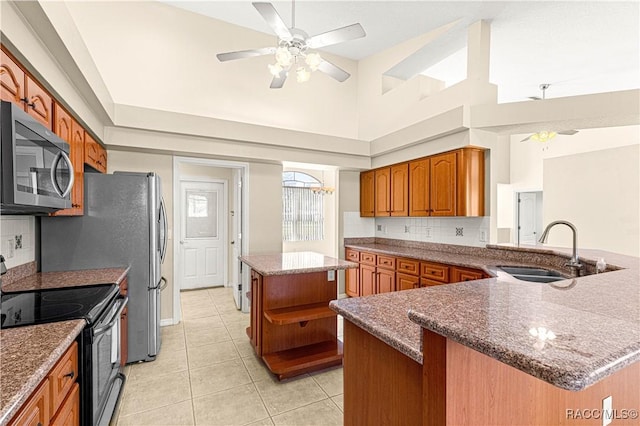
282 171 324 241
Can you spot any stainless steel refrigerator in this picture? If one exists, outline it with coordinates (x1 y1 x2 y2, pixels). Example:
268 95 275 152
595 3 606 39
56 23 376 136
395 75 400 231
40 172 168 363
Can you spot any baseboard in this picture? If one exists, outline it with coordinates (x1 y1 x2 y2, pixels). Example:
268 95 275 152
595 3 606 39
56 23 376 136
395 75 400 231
160 318 175 327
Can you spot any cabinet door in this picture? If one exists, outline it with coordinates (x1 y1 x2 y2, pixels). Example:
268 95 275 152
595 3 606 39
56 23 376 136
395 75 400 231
85 133 107 173
430 152 457 216
390 163 409 216
374 167 391 216
52 105 84 216
48 342 78 416
409 158 430 216
25 75 53 130
360 170 375 217
250 271 263 355
1 48 25 104
376 268 395 293
50 383 79 426
9 378 50 426
345 266 360 297
396 272 420 291
360 264 376 297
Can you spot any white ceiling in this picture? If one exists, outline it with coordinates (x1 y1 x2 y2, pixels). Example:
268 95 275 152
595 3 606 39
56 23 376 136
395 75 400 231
162 1 639 103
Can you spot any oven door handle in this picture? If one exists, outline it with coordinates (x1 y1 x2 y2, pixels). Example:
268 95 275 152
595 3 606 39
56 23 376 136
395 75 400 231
94 296 128 336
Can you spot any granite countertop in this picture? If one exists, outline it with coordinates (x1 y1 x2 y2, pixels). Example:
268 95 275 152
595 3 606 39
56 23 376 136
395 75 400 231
0 320 85 426
2 265 129 293
331 239 640 391
240 251 358 276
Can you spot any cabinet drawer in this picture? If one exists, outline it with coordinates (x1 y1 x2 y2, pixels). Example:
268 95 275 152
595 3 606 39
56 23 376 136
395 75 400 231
345 248 360 262
49 342 78 416
420 262 449 283
376 255 396 270
360 252 376 266
396 258 419 275
451 266 486 283
420 278 446 287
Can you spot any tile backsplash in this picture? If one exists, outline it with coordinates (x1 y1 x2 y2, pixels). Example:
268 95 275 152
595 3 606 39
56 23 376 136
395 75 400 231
373 216 490 247
0 215 36 268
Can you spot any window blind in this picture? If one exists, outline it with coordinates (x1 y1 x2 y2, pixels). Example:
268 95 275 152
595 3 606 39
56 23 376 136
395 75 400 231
282 186 324 241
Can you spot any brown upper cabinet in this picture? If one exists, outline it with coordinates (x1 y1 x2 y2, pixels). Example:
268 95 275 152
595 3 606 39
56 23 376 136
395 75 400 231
1 46 53 129
374 167 391 216
390 163 409 216
360 170 375 217
361 147 485 218
85 133 107 173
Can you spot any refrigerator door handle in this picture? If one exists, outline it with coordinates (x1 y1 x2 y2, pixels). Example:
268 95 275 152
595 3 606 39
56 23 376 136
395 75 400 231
159 196 168 264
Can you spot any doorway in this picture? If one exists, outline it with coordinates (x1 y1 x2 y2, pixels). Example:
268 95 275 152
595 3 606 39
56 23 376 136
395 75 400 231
173 157 249 324
516 191 543 245
179 180 226 290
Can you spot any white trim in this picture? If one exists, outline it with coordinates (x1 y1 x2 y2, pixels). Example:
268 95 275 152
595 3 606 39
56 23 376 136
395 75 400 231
172 156 250 325
160 318 176 327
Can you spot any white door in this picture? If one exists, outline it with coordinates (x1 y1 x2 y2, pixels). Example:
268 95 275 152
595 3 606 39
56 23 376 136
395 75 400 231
180 181 226 289
518 192 539 245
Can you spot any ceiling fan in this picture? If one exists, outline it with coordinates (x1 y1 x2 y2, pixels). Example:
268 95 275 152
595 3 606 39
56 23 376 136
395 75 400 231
521 84 579 142
216 1 366 88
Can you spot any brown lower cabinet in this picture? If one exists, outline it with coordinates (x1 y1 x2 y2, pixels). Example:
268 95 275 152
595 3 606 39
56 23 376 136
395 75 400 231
9 342 79 426
346 249 488 297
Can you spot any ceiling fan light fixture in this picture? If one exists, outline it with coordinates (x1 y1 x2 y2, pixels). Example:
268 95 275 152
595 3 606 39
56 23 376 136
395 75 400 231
305 52 322 71
531 131 557 143
275 46 293 67
296 66 311 83
268 63 283 77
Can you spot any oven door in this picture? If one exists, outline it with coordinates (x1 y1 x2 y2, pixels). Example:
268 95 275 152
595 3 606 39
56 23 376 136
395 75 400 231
91 296 128 425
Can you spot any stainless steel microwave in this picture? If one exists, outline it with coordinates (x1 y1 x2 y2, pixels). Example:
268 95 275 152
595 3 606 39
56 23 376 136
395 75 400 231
1 100 74 214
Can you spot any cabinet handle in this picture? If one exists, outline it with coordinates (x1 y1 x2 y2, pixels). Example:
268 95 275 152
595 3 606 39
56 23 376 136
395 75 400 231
63 371 75 379
19 97 35 108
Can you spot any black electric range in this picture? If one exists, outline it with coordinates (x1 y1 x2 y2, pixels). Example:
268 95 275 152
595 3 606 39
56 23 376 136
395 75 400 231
1 284 127 426
0 284 119 328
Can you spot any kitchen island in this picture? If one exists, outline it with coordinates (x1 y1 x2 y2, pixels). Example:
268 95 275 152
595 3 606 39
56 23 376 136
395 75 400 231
331 240 640 425
240 251 357 379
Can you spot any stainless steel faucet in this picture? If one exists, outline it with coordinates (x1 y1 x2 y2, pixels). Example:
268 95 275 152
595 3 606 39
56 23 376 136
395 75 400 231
538 220 584 276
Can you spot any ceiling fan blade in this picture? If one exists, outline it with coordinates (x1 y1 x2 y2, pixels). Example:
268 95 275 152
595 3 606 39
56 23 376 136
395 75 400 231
317 59 350 82
521 135 532 142
306 23 366 49
528 96 542 101
253 2 292 40
558 129 579 135
270 73 287 89
216 47 276 62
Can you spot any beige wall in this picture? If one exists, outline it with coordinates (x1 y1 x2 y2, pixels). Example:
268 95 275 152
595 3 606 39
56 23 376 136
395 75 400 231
543 145 640 257
337 170 361 294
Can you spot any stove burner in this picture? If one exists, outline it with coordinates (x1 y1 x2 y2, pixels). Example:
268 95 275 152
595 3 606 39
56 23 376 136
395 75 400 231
38 303 85 320
41 286 105 302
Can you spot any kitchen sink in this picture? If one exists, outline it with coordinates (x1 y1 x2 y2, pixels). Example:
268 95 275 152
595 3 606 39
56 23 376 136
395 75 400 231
498 266 567 283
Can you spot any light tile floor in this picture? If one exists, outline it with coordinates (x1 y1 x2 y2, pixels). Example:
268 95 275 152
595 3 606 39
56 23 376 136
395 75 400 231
115 287 344 425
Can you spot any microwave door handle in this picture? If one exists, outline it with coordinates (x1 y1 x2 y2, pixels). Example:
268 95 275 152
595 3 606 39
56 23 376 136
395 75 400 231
49 150 75 198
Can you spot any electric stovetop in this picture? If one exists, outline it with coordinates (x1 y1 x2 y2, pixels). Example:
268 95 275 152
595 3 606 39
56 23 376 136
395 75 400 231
0 284 119 329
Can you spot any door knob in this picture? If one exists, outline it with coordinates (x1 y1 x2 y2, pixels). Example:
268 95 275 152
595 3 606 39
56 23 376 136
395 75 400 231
179 240 185 245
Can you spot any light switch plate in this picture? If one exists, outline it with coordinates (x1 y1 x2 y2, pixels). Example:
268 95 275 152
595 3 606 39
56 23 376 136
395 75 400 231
327 270 336 281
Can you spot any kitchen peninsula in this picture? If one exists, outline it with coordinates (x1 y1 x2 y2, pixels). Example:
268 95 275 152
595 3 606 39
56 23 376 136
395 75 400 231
240 251 357 379
331 239 640 425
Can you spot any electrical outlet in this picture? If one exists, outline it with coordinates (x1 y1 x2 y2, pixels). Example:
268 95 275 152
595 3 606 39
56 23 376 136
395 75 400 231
479 230 487 242
15 235 22 249
6 239 15 258
327 270 336 281
425 228 432 238
602 396 612 426
377 224 383 232
404 225 410 233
